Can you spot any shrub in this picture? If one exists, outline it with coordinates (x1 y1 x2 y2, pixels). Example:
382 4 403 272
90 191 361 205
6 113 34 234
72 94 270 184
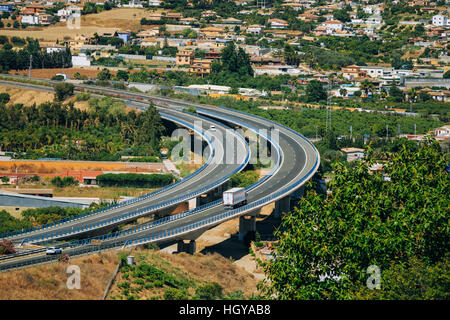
75 92 91 101
194 282 223 300
164 288 189 300
54 83 74 101
51 176 78 188
96 173 175 188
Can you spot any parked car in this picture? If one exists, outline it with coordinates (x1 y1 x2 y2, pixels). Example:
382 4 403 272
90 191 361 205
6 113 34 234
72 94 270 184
46 247 62 255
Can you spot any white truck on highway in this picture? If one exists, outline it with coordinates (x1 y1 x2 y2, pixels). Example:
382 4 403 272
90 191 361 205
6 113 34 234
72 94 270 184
223 187 247 209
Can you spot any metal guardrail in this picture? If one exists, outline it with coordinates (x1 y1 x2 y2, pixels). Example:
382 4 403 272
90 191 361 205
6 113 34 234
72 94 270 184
11 118 249 245
0 79 319 272
1 112 217 240
0 106 278 266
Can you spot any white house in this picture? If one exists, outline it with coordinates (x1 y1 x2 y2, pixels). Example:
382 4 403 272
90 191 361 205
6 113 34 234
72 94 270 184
246 24 264 35
365 14 383 25
148 0 163 6
21 15 39 25
321 21 343 33
71 54 91 67
268 19 289 29
434 125 450 138
360 66 384 79
46 45 65 54
432 14 448 27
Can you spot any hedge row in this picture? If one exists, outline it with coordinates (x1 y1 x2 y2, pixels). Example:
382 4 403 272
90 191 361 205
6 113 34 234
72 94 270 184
96 173 176 188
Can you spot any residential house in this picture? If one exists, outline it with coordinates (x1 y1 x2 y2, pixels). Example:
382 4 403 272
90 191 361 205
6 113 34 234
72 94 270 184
201 10 217 18
268 18 288 29
190 59 212 76
321 20 344 33
176 49 194 66
180 17 198 25
205 49 220 61
359 66 384 79
246 24 264 35
115 31 131 43
221 17 243 25
341 147 365 162
434 125 450 139
341 65 367 80
148 0 163 6
432 14 448 26
165 12 182 21
21 14 39 24
281 2 305 11
298 13 319 22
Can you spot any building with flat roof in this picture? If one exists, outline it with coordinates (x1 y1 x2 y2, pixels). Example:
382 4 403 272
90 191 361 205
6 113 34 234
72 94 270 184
341 148 365 162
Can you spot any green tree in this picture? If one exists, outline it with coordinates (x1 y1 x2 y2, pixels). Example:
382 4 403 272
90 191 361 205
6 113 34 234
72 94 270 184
443 70 450 79
97 68 112 81
54 83 74 101
389 84 404 102
305 80 327 103
259 140 449 299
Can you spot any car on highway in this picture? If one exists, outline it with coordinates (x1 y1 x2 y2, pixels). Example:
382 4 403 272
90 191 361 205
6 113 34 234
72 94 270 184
45 247 63 255
210 125 216 131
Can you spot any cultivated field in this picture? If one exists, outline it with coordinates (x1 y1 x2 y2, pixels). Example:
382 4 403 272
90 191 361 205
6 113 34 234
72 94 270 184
0 8 164 42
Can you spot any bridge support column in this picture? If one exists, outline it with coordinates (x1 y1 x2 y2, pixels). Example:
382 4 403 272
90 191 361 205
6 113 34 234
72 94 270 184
238 210 257 242
177 240 196 254
274 195 290 218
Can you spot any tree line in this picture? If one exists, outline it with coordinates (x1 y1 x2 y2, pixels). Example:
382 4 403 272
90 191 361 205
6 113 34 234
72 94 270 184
0 97 166 161
0 38 72 72
96 173 176 188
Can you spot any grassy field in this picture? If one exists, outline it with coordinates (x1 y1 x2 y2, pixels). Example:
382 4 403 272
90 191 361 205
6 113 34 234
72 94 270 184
0 250 119 300
0 245 260 300
0 8 164 42
107 248 259 300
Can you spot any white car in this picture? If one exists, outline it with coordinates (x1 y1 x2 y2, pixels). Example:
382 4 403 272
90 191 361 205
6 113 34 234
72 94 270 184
210 125 216 132
46 247 62 255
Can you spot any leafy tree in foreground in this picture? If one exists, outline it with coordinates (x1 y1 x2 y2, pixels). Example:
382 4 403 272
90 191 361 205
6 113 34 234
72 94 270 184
259 139 449 299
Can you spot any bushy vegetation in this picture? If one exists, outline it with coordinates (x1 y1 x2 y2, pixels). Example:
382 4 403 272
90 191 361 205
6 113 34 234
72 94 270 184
229 171 259 188
259 140 449 299
96 173 176 188
0 38 71 72
50 176 79 188
0 202 110 235
0 99 165 161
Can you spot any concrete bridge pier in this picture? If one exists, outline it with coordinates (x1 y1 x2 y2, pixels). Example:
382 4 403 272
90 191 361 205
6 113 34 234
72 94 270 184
274 195 291 218
238 209 259 242
177 240 196 254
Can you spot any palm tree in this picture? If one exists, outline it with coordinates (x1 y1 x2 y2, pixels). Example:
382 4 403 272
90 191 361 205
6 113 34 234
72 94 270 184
360 80 375 98
407 88 418 103
339 88 348 98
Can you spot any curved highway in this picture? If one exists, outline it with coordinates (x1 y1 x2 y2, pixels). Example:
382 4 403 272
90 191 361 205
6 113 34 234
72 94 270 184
0 78 320 272
0 80 249 244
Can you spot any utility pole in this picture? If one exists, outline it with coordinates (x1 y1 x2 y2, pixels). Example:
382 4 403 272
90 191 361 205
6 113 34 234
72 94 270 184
398 124 400 137
28 54 32 79
414 123 416 136
386 124 389 140
316 124 318 140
